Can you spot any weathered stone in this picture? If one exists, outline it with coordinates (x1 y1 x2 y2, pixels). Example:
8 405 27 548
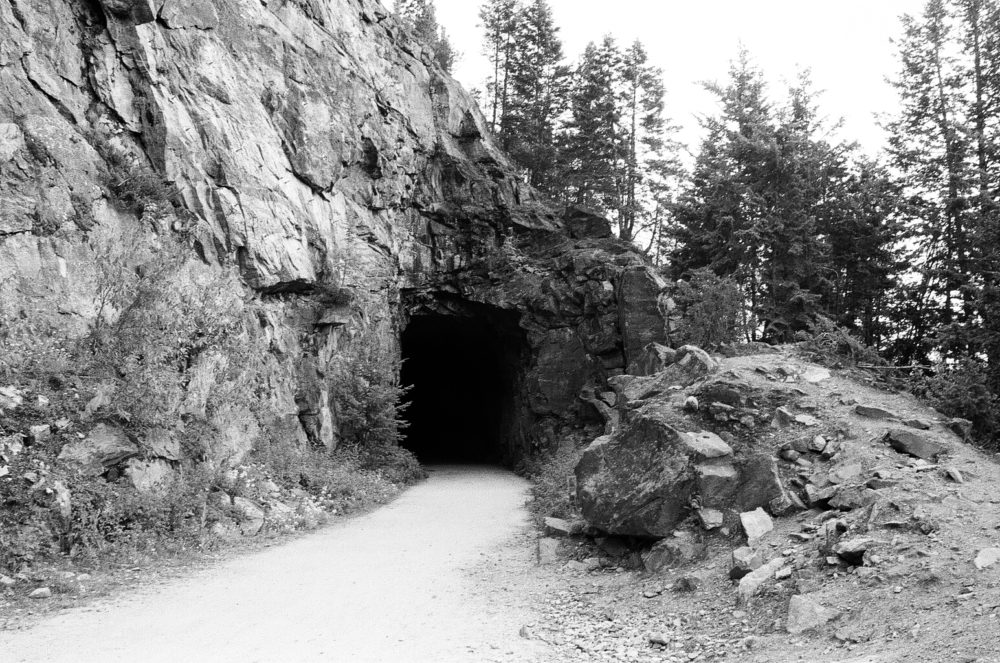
884 429 946 461
696 464 739 508
0 386 23 410
737 558 786 604
538 537 560 565
673 574 704 592
123 459 173 493
543 517 581 537
732 546 763 573
58 424 138 474
834 537 876 565
829 486 879 512
801 367 832 384
735 456 790 513
684 431 734 460
947 418 973 440
904 419 932 431
697 508 724 530
576 404 701 537
772 407 796 427
805 484 839 506
619 267 670 374
780 449 801 463
809 436 828 453
975 548 1000 570
28 587 52 599
855 405 898 420
28 425 52 444
0 574 15 588
944 467 965 484
828 461 864 485
232 497 265 536
634 342 677 377
786 595 840 634
684 396 700 412
143 429 182 462
740 508 774 543
563 206 613 239
643 536 706 572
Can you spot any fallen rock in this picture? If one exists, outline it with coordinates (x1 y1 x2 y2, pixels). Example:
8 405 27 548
833 537 877 565
740 508 774 543
673 573 704 592
123 459 174 493
736 455 792 513
232 497 265 536
732 546 763 576
683 396 700 412
947 418 973 440
801 367 832 384
0 386 24 409
28 425 52 445
58 424 138 475
904 419 932 430
829 486 879 511
786 595 840 634
943 467 965 484
634 343 677 376
697 508 724 530
643 536 706 572
884 429 946 461
684 431 734 459
737 558 786 604
0 574 15 588
28 587 52 599
855 405 898 420
696 463 740 508
538 537 560 565
543 517 580 537
974 548 1000 570
829 461 864 485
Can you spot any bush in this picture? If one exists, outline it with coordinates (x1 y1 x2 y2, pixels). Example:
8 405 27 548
795 316 883 367
519 439 586 523
671 268 746 349
89 131 177 216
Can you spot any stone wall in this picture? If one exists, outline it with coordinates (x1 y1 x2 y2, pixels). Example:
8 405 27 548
0 0 669 464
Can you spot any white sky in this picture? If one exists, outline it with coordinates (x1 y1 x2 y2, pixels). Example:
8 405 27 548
424 0 923 157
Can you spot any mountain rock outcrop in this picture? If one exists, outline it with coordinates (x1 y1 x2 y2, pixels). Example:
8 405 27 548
0 0 669 466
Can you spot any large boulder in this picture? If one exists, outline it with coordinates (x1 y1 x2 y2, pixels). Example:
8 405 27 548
575 401 735 537
58 424 138 474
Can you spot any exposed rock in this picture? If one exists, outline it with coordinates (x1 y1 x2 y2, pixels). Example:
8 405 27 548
904 419 932 431
947 418 973 440
855 405 899 420
232 497 265 536
58 424 138 474
974 548 1000 570
673 573 705 592
684 396 700 412
123 459 173 493
829 486 879 512
884 429 946 461
28 425 52 444
696 463 740 508
0 386 24 410
786 595 840 634
737 558 786 604
564 206 612 239
143 429 182 462
643 536 706 572
697 508 724 530
0 575 15 588
828 461 864 485
735 456 792 513
740 508 774 544
801 367 832 384
732 547 763 575
28 587 52 599
685 431 734 460
544 517 582 537
944 467 965 484
634 343 677 377
619 268 671 374
834 537 877 565
538 537 560 565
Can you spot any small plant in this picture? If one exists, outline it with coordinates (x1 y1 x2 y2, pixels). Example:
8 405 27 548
88 130 177 215
912 356 1000 451
519 439 587 523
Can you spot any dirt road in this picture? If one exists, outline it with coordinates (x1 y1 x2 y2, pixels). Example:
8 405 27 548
0 466 555 663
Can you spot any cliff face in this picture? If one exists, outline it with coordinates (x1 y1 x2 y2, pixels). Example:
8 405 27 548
0 0 669 464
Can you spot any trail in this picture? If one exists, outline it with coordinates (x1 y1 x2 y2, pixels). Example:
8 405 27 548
0 466 555 663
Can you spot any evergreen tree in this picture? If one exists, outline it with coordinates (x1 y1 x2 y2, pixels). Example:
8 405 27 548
396 0 456 73
479 0 520 133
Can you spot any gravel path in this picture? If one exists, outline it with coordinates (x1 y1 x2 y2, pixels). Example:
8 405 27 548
0 466 554 663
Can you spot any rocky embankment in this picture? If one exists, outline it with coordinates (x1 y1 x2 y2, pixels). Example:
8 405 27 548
530 346 1000 662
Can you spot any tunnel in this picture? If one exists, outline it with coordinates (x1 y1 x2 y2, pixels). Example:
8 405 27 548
400 307 526 465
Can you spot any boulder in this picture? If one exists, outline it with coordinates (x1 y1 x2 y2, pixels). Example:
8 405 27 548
58 424 138 474
618 267 670 374
786 595 840 634
232 497 265 536
884 429 946 461
696 464 740 507
576 404 702 537
737 558 786 604
732 547 763 575
735 456 791 513
564 206 613 239
634 343 677 377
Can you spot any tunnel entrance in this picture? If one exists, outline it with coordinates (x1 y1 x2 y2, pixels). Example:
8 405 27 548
400 307 526 465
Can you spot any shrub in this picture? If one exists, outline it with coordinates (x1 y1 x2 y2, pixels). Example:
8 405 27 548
519 439 586 523
89 131 177 215
795 315 883 367
671 268 746 349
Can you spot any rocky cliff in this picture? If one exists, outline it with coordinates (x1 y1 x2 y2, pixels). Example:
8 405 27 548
0 0 669 466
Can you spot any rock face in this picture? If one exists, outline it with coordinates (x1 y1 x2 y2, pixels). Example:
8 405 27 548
0 0 669 464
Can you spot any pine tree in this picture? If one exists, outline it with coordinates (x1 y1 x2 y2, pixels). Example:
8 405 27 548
479 0 520 133
396 0 456 74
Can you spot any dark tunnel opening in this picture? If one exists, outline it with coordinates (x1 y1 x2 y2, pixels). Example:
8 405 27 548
400 310 526 466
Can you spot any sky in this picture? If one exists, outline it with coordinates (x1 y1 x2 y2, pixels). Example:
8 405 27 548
421 0 923 158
